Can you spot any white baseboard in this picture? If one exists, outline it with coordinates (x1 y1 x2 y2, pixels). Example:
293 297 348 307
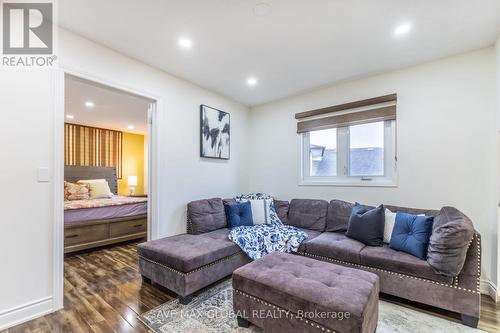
480 279 498 302
0 297 53 331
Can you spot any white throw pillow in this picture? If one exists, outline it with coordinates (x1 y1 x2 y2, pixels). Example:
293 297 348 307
264 199 273 223
249 199 266 224
384 208 397 243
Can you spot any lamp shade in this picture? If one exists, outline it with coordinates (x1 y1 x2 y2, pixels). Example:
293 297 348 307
127 175 138 186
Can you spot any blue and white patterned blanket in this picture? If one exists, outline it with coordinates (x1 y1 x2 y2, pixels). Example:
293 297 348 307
228 193 308 260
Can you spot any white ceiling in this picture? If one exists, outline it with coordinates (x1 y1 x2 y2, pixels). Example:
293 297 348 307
58 0 500 107
65 75 150 134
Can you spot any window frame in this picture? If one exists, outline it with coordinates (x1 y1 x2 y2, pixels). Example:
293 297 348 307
300 120 397 187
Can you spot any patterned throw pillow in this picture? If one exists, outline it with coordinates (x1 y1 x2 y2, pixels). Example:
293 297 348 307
234 193 282 225
247 199 272 224
64 181 90 201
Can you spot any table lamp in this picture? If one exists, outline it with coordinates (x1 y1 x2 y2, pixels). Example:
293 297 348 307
127 176 138 196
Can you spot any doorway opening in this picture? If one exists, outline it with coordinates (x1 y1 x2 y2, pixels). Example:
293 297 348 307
54 71 160 310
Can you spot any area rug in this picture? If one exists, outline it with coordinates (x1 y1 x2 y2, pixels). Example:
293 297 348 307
139 279 484 333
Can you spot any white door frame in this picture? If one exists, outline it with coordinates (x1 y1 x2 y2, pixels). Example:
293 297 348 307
53 66 162 311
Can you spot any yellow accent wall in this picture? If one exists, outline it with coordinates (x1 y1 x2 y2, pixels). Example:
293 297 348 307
117 132 145 196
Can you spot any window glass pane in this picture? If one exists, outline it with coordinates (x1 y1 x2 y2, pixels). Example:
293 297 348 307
309 128 336 176
349 121 384 176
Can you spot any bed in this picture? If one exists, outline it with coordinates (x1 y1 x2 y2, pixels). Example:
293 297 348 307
64 166 147 253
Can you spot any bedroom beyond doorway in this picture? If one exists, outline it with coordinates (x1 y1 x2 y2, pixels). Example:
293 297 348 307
62 74 155 254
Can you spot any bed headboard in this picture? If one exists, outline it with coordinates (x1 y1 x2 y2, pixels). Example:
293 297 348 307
64 166 118 194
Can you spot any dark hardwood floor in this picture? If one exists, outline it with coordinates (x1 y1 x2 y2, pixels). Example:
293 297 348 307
3 242 174 333
2 242 500 332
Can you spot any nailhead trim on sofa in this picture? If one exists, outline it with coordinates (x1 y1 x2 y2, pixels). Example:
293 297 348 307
186 216 193 234
297 233 481 294
234 289 338 333
140 233 480 293
139 251 243 276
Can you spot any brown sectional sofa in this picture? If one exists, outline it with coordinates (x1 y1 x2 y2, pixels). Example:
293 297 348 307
138 197 480 327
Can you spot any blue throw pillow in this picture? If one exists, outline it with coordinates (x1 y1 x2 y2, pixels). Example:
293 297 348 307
389 212 434 260
346 203 385 246
224 202 253 229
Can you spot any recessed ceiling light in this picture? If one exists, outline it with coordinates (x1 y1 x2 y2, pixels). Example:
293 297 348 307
66 114 74 119
178 37 193 49
247 77 258 86
84 101 95 108
253 3 272 17
394 23 412 36
127 125 135 130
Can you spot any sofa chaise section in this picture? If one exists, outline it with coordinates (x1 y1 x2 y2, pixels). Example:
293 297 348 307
138 228 250 303
304 233 481 327
138 198 250 303
282 198 481 327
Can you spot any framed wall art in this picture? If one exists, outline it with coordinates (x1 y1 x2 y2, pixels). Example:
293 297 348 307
200 105 230 159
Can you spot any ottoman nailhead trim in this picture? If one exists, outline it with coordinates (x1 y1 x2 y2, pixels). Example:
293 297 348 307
297 233 481 295
139 252 242 276
234 289 338 333
476 233 481 293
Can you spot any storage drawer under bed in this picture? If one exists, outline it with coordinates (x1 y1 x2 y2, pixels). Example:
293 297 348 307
64 224 109 246
64 215 147 253
110 218 147 238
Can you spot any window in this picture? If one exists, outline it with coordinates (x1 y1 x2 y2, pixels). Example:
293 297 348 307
309 128 337 177
297 94 398 186
349 122 384 177
301 120 396 186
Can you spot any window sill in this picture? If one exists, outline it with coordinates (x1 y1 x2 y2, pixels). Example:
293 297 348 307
299 178 398 188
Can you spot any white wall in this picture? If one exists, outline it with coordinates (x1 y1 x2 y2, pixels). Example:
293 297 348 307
497 36 500 131
248 48 499 286
0 69 55 326
0 28 249 329
496 35 500 292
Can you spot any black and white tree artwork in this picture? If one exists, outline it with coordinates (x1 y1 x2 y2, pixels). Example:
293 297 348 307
200 105 230 159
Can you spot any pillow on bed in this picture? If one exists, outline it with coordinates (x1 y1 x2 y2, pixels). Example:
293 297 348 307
78 179 113 198
64 181 90 201
87 181 113 199
77 179 107 184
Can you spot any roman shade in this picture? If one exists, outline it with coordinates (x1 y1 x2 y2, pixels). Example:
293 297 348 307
296 94 397 133
64 123 123 178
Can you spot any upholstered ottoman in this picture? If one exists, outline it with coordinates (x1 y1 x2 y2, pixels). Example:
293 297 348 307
233 252 379 333
138 228 250 304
